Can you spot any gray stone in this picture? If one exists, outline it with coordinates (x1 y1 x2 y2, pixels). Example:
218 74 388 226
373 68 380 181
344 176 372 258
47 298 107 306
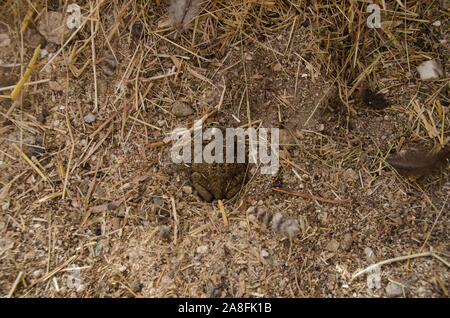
341 233 353 251
171 101 193 117
326 239 339 252
83 113 96 123
38 11 71 44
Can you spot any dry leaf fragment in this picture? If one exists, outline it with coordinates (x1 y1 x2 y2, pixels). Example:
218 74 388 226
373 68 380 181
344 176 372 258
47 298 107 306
169 0 202 32
386 145 450 177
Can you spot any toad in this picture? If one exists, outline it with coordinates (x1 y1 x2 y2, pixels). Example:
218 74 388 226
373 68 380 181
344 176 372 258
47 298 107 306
191 161 247 202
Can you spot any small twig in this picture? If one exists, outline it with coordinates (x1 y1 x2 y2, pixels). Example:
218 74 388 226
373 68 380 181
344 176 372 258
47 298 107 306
170 196 178 245
129 116 162 131
12 143 48 182
80 123 113 165
90 3 98 112
28 255 78 289
0 79 50 92
39 20 88 73
272 187 351 204
81 156 102 226
419 190 448 252
0 172 26 201
154 32 211 62
351 251 449 280
6 271 24 298
63 71 74 199
142 72 177 82
156 264 167 288
107 0 133 42
433 273 448 297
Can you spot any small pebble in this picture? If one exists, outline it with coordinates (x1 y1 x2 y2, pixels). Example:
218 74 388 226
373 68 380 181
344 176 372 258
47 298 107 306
111 217 121 231
261 249 269 258
182 186 192 195
273 63 282 71
130 280 142 293
279 129 295 149
38 11 71 44
32 269 43 278
196 245 208 254
409 274 419 283
171 100 194 117
344 168 359 181
24 251 35 261
83 113 96 123
40 49 49 58
325 239 339 252
0 33 11 47
49 80 64 91
341 232 353 251
0 237 14 253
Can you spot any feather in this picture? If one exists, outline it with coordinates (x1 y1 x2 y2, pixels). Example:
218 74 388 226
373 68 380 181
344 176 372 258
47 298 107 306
168 0 202 32
256 207 299 238
386 145 449 177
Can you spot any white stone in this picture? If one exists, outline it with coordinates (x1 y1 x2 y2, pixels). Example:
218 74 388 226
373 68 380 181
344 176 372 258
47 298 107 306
261 249 269 258
432 20 441 27
417 59 443 80
196 245 208 254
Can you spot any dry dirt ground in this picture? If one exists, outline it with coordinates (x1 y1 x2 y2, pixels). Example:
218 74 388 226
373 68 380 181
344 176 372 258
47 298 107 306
0 0 449 298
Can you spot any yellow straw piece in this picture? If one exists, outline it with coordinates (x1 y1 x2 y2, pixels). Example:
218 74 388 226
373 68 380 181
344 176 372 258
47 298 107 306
20 3 36 34
10 45 41 101
12 143 48 182
36 192 62 204
188 223 210 236
218 200 228 226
